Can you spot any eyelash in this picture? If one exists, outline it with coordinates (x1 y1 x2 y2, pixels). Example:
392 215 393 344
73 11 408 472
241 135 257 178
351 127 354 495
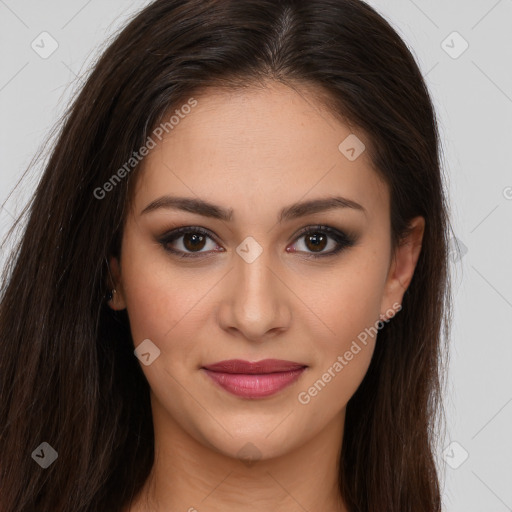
158 225 356 260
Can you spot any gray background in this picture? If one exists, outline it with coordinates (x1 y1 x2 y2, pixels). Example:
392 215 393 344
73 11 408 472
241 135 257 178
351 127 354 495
1 1 511 510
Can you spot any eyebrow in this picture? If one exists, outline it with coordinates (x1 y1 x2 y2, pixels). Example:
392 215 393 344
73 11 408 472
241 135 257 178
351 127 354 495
140 195 367 222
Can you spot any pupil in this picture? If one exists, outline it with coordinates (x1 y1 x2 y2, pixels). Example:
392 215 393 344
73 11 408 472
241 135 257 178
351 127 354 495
306 233 326 252
184 233 205 251
181 232 328 253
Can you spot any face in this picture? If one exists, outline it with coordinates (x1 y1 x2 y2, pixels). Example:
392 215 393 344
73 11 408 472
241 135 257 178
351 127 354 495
109 81 424 461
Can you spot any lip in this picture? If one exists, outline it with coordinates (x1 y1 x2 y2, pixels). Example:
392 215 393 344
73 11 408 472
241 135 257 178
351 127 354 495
201 359 307 399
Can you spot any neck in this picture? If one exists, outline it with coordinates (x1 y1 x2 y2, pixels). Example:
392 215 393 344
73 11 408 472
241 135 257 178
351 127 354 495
126 396 349 512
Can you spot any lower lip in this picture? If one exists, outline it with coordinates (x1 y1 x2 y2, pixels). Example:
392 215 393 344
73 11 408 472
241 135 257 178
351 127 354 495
202 368 306 399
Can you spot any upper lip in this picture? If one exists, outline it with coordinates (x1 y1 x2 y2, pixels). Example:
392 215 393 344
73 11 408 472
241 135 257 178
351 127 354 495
202 359 307 374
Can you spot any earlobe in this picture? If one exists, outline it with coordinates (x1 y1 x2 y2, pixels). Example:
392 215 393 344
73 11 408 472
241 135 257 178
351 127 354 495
380 216 425 318
107 256 127 311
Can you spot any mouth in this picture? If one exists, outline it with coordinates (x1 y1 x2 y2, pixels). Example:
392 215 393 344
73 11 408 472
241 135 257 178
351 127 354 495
201 359 308 399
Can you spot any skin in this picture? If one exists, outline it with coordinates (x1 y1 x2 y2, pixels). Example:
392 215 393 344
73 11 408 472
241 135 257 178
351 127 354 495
110 80 424 512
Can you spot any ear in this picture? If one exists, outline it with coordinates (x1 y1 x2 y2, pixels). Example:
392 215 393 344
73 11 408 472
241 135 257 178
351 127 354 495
380 216 425 320
107 256 127 311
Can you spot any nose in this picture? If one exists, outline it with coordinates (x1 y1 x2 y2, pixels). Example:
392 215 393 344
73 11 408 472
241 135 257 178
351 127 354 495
216 249 292 342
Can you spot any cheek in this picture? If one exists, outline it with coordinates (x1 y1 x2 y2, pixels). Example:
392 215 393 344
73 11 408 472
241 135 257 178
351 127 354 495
314 254 387 344
119 245 224 375
301 250 388 397
119 240 197 346
296 283 382 416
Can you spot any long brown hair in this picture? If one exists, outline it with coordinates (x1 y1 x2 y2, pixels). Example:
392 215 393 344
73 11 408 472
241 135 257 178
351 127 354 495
0 0 452 510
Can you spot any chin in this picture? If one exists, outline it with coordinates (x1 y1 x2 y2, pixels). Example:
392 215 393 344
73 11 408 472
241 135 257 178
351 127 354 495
196 421 299 462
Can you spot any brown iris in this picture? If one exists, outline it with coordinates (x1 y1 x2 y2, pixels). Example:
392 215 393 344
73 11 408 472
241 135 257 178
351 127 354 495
304 232 327 252
183 233 207 252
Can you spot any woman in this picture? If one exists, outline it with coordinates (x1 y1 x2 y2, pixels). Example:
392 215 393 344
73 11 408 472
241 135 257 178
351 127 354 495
0 0 452 510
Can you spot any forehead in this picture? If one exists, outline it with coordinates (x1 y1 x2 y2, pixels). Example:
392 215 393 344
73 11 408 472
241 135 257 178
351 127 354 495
132 82 389 223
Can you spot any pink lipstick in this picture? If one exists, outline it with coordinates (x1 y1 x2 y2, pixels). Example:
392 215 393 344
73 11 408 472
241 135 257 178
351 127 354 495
202 359 307 399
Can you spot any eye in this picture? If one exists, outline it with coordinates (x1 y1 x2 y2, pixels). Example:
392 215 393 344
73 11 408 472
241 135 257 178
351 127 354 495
158 225 356 259
159 226 222 259
287 225 356 258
